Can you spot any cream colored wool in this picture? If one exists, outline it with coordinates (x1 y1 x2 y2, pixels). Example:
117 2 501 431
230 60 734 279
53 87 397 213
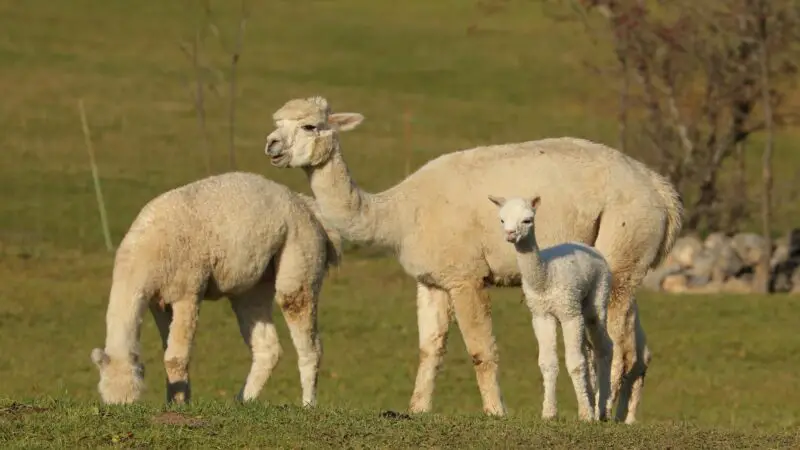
90 172 341 406
264 96 681 422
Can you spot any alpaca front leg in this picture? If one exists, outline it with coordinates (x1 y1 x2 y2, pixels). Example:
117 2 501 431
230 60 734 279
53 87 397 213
450 283 506 416
276 286 322 407
163 298 200 404
561 317 594 421
230 283 281 402
409 283 452 414
148 302 173 404
532 314 559 420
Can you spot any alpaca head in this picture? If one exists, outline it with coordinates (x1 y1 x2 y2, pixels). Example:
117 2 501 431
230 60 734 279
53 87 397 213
90 348 145 404
488 195 541 244
265 96 364 168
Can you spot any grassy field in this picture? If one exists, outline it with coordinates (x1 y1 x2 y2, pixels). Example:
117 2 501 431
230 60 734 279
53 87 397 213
2 0 800 447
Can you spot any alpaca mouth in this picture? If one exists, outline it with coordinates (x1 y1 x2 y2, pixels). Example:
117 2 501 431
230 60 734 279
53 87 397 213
270 154 289 167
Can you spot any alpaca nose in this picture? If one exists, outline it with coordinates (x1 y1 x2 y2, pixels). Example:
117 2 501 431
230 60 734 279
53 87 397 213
265 138 282 156
505 231 516 242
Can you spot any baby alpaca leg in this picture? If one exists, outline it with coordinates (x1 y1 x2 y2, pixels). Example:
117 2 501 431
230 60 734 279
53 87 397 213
276 284 322 407
449 282 506 416
617 306 650 424
230 282 281 402
561 316 594 421
163 297 200 404
410 283 452 413
585 322 613 421
532 314 559 420
148 301 172 403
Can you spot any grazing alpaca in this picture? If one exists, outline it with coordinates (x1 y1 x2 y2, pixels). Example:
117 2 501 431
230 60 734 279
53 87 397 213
489 195 613 421
90 172 341 406
264 96 682 420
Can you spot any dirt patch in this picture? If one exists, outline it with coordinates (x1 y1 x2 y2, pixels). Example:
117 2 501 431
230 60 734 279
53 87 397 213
0 402 50 416
151 411 208 428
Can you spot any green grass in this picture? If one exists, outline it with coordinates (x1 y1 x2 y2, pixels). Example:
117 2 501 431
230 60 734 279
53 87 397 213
1 0 800 447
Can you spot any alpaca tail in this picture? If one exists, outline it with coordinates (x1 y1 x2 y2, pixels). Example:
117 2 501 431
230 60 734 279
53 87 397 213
296 193 343 268
648 171 684 269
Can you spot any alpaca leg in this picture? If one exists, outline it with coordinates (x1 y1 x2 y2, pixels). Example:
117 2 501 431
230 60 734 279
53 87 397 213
617 307 650 424
409 283 452 413
163 297 200 404
585 322 613 421
276 285 321 407
230 282 281 402
148 301 173 403
582 337 599 419
532 314 559 420
561 317 594 421
449 282 505 416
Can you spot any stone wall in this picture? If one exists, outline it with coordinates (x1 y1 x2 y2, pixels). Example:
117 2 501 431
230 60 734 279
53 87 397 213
642 229 800 294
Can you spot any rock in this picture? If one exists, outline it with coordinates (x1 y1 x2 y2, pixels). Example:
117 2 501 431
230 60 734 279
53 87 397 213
722 277 753 294
731 233 769 267
670 236 704 268
662 273 689 293
689 235 743 282
642 263 682 291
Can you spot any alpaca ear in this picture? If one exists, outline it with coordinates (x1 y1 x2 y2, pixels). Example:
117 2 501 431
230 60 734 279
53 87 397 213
91 348 109 369
488 195 506 207
530 196 541 210
328 113 364 132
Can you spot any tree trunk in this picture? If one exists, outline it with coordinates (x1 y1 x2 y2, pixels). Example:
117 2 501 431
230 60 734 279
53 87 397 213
753 6 774 294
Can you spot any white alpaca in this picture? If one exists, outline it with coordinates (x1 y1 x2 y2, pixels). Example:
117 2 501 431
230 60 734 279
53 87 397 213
90 172 341 406
264 96 681 421
490 195 613 421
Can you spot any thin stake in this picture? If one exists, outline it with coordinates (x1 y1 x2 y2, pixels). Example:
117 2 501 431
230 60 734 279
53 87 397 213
78 99 114 252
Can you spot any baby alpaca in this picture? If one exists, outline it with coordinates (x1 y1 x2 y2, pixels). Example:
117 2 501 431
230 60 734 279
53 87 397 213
490 195 614 421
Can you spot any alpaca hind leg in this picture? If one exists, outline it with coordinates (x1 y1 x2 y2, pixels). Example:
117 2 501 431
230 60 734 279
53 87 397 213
409 283 452 413
585 321 613 421
617 306 650 424
532 314 559 420
276 284 321 407
561 317 594 421
148 302 173 403
230 282 281 402
163 297 200 404
449 282 505 416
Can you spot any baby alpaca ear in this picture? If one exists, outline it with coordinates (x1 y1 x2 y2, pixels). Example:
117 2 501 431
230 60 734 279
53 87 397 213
530 196 541 210
488 195 506 207
91 348 109 369
328 113 364 132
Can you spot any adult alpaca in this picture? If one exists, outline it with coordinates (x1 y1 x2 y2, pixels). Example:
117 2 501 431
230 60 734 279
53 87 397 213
264 96 682 420
90 172 341 406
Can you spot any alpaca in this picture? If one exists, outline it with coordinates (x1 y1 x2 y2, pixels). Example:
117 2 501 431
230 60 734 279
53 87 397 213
489 195 614 421
263 96 682 420
90 171 341 406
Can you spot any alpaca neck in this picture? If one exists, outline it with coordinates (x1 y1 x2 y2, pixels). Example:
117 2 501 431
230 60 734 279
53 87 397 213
305 150 401 248
515 232 549 292
103 278 146 362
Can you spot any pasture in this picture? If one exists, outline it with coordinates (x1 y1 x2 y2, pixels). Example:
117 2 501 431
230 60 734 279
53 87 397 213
1 0 800 447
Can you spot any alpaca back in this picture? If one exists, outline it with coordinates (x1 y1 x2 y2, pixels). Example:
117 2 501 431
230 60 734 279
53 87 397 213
117 172 332 299
524 242 611 316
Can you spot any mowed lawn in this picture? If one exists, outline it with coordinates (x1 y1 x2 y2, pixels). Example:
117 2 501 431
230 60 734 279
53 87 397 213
1 0 800 447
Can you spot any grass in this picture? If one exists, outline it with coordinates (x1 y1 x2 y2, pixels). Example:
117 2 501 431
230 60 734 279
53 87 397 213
1 0 800 447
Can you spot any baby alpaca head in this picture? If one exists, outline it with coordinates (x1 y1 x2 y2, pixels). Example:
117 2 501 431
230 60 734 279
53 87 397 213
265 96 365 169
488 195 541 244
90 348 145 404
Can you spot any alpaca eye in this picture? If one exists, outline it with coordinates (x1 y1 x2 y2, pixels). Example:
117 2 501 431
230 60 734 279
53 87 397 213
500 219 505 224
522 218 533 224
301 124 317 132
